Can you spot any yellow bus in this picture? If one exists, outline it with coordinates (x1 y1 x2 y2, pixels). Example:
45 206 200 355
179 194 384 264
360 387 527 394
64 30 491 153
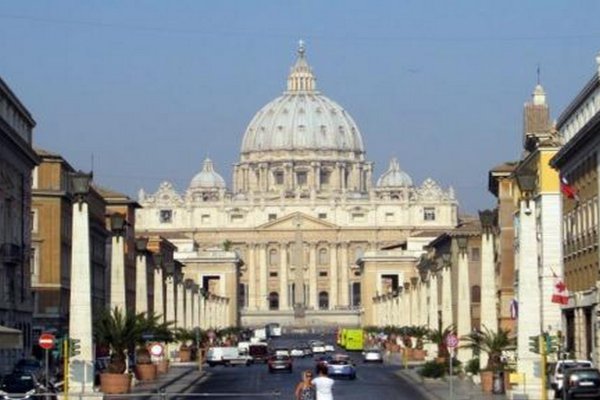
344 329 364 351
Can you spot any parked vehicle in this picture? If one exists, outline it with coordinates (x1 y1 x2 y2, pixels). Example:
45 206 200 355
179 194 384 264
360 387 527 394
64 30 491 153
265 323 282 338
206 347 251 367
562 367 600 399
12 360 43 380
343 329 364 351
363 348 383 363
267 355 292 373
290 346 305 357
324 344 335 352
327 358 357 380
311 341 326 354
0 372 53 400
249 343 270 363
549 359 593 398
253 328 267 341
274 348 290 357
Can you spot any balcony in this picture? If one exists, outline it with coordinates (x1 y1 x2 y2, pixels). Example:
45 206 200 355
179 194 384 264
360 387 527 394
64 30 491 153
1 243 22 264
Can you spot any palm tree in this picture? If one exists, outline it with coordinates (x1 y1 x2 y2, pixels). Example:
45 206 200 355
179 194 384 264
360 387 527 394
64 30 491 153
427 325 455 360
461 326 515 371
94 307 144 373
135 312 173 364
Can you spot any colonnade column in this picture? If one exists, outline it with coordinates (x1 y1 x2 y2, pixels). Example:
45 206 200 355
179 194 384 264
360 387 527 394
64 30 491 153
176 280 185 329
199 294 206 329
409 281 418 325
191 288 199 328
456 242 472 364
279 243 289 310
480 216 497 369
329 243 338 309
154 266 164 320
309 244 317 309
429 274 439 331
165 275 176 325
248 244 257 310
441 265 453 329
135 251 148 314
185 282 193 328
401 283 410 326
110 233 126 311
259 244 268 310
340 244 349 306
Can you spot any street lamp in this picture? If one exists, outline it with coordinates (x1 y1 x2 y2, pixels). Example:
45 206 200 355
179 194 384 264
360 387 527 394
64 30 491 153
478 209 495 234
456 236 468 253
70 171 92 207
515 169 536 212
164 261 175 277
442 252 451 265
135 237 148 253
110 212 126 237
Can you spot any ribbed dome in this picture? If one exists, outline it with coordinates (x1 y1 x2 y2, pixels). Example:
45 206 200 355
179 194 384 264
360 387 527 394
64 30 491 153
377 158 413 187
240 42 364 155
189 158 226 189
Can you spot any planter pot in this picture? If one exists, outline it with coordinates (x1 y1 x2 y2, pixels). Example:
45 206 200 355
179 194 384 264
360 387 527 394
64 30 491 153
156 359 169 374
480 371 494 393
404 348 414 359
435 357 446 364
412 349 426 361
100 373 131 394
179 348 192 362
135 363 157 381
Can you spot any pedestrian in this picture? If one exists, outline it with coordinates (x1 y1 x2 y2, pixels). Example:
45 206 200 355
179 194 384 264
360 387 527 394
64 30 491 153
294 370 316 400
312 363 334 400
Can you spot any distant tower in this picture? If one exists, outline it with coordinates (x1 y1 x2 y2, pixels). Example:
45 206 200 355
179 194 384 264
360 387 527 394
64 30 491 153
523 78 552 152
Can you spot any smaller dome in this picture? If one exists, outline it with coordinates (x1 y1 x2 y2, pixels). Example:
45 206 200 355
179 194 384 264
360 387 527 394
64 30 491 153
190 158 226 189
377 158 413 187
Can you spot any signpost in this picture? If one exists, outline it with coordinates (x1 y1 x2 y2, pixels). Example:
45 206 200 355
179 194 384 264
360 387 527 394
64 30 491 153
39 333 55 389
445 334 459 400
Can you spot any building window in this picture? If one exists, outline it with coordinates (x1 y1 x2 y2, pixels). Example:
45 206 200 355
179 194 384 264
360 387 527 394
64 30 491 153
230 214 244 223
269 271 278 278
318 213 327 219
268 213 277 221
31 209 38 234
352 213 365 222
297 171 307 186
471 285 481 303
320 171 330 185
385 212 395 222
239 284 246 309
351 282 361 307
159 210 172 223
319 271 328 277
201 214 211 224
318 248 328 265
32 167 38 189
319 291 329 310
274 171 284 185
424 207 436 221
269 292 279 310
269 249 278 266
471 247 480 262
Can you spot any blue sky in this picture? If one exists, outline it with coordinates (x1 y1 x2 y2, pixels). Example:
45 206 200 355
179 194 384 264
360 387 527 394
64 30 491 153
1 1 599 212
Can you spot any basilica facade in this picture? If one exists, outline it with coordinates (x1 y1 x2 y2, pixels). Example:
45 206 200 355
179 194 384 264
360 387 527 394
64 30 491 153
136 43 459 327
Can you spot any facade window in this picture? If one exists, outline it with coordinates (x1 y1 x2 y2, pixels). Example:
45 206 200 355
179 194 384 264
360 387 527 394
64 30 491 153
424 207 436 221
201 214 211 224
351 282 361 307
319 271 328 277
320 171 330 185
318 248 328 265
159 210 172 223
471 247 480 262
268 213 277 221
269 249 278 266
274 171 284 185
318 213 327 219
352 213 365 222
385 212 395 222
31 209 38 234
269 271 278 278
297 171 307 186
230 214 244 223
269 292 279 310
471 285 481 303
239 284 246 309
318 291 329 310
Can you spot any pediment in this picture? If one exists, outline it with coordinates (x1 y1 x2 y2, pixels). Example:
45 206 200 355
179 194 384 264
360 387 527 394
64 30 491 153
258 212 338 231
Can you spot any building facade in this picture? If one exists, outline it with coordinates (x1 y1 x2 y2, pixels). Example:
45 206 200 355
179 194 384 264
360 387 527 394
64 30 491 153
136 44 460 327
0 77 38 373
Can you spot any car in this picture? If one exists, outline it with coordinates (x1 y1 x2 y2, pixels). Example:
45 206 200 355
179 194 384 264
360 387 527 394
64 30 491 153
314 355 334 371
301 345 313 357
311 341 326 354
290 346 305 357
549 359 593 398
363 348 383 363
248 343 269 363
274 348 290 357
327 358 357 380
562 367 600 400
12 360 43 380
324 344 335 352
0 372 52 400
267 355 292 373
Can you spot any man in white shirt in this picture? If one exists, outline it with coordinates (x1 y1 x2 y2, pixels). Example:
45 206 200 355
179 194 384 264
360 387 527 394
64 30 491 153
312 363 334 400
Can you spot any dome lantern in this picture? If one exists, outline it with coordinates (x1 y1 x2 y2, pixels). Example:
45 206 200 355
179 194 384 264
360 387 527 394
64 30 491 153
287 40 317 93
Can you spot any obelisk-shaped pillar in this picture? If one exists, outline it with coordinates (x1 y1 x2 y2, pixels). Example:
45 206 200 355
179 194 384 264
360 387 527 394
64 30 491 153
135 252 148 314
110 234 126 311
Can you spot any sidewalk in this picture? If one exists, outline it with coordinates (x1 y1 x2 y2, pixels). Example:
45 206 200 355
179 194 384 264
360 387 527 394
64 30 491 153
131 363 207 395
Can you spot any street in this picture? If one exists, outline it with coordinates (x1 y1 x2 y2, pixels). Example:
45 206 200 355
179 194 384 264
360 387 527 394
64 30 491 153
184 334 427 400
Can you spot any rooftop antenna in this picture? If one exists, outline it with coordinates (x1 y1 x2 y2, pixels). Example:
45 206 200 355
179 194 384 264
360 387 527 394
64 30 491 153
91 153 94 175
536 63 541 85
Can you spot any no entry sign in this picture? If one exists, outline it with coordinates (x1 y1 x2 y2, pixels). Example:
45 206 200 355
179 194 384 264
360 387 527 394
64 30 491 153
445 334 459 349
39 333 55 350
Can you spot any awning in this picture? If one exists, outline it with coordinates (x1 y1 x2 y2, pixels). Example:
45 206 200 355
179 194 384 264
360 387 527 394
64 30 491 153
0 325 23 349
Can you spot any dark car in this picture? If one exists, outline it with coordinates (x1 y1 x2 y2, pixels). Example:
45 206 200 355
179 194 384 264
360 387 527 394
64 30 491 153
267 355 293 373
0 372 52 400
12 360 43 380
562 367 600 399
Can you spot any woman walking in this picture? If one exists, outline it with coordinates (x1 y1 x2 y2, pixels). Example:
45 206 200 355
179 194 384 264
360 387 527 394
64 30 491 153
295 370 316 400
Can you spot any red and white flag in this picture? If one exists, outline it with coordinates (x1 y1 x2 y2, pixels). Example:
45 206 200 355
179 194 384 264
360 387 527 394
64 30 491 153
551 273 569 305
561 176 579 202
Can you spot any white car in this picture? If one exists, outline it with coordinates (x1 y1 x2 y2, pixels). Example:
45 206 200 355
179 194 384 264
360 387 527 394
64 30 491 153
274 348 290 357
290 347 305 357
550 359 593 397
324 344 335 352
311 342 326 354
363 348 383 363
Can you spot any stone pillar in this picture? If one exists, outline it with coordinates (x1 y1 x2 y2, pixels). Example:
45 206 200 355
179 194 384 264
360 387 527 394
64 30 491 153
199 295 206 329
176 280 185 328
441 265 453 329
419 281 428 326
192 289 199 328
480 229 497 369
259 244 268 310
279 243 289 310
135 253 148 314
515 200 542 394
309 244 317 309
165 276 176 325
110 235 126 311
154 267 164 320
456 249 472 364
68 202 94 392
248 244 257 310
400 286 410 326
340 244 349 306
185 284 193 328
410 282 418 325
429 274 439 331
329 243 338 309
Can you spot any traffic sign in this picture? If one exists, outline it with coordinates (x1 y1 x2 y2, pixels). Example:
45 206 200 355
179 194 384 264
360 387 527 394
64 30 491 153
149 342 164 357
39 333 55 350
445 334 459 349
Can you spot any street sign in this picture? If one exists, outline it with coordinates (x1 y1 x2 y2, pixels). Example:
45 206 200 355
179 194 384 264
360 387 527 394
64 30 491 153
149 342 164 357
445 334 459 349
39 333 55 350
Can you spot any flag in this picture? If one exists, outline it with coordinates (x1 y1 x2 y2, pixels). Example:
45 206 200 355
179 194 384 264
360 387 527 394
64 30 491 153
510 299 518 319
551 273 570 305
561 176 579 202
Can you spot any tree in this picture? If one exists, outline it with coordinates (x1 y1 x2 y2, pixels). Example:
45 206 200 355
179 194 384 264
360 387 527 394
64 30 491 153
461 326 515 371
428 325 455 360
94 307 144 373
222 240 233 251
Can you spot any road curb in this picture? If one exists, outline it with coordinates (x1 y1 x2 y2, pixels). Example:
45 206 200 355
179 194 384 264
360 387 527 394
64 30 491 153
395 370 441 400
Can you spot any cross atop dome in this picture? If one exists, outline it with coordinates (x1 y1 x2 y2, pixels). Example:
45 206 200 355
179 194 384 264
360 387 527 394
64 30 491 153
287 40 316 92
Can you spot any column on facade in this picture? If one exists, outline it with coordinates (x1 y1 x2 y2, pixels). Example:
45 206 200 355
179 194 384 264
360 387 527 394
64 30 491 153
329 243 338 309
199 294 206 329
456 248 472 363
191 288 199 328
176 280 185 328
392 295 400 325
419 281 428 326
340 244 350 306
309 244 317 309
402 283 411 326
259 244 268 310
441 265 453 329
248 244 257 310
429 274 439 331
154 266 164 320
365 164 372 191
313 162 321 191
135 252 148 314
515 200 542 392
110 234 126 311
279 243 289 310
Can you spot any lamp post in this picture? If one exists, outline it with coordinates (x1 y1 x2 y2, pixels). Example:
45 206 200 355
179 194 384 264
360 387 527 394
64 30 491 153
109 212 127 311
67 171 94 393
135 237 149 314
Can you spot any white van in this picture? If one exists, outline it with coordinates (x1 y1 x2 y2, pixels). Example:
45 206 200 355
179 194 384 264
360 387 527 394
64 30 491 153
206 347 251 367
549 359 593 397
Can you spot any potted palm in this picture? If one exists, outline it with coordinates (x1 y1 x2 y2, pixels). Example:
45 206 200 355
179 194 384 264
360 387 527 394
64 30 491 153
427 325 454 363
174 328 196 362
94 307 142 394
135 312 173 381
411 326 429 361
462 327 515 393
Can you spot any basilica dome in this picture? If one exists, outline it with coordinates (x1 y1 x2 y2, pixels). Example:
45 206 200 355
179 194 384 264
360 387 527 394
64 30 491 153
240 42 364 157
189 158 226 189
377 158 413 187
